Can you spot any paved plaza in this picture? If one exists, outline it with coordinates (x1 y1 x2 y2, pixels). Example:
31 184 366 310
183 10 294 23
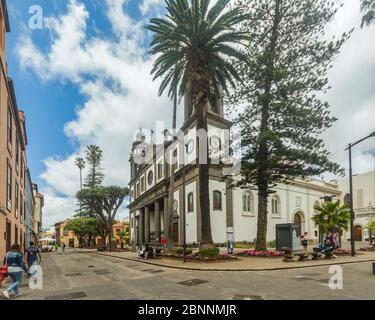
1 249 374 300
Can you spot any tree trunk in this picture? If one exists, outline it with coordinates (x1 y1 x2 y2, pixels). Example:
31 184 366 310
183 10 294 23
196 100 212 245
108 223 113 252
256 190 268 251
167 92 178 250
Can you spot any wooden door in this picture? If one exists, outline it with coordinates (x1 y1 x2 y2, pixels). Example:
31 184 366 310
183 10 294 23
354 226 362 241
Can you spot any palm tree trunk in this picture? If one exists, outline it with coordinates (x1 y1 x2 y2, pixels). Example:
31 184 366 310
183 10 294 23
197 101 212 245
167 93 177 250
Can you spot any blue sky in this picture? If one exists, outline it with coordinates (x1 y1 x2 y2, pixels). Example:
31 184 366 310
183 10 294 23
6 0 149 187
5 0 375 228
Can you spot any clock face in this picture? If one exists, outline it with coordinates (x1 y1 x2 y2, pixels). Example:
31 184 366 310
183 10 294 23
210 135 221 150
186 139 194 154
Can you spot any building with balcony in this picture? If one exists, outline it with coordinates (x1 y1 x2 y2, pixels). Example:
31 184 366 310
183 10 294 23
25 168 36 246
338 171 375 241
32 184 44 240
0 0 36 257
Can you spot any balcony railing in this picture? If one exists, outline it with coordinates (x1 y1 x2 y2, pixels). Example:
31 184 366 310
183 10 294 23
355 206 375 218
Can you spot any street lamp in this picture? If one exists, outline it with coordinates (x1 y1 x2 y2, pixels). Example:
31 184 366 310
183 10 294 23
345 131 375 257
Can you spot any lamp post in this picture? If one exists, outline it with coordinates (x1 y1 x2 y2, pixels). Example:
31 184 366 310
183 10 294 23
345 131 375 257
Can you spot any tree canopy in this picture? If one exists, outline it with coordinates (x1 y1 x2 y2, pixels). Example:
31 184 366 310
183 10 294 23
312 201 350 235
227 0 350 251
360 0 375 27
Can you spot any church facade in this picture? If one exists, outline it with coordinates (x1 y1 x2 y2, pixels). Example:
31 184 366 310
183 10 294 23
128 95 341 246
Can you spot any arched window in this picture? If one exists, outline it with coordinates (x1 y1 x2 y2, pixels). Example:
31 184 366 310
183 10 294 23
187 192 194 213
271 195 281 216
243 191 255 215
213 190 222 211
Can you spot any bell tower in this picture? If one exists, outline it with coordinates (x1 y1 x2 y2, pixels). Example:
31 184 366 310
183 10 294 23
183 85 225 124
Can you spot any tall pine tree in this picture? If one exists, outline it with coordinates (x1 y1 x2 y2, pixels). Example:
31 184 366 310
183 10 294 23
228 0 351 251
84 145 105 189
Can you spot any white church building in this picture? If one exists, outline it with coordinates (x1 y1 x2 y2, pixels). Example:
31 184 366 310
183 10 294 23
128 93 372 246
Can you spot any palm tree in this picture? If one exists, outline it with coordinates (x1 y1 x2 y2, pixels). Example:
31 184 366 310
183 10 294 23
75 157 85 191
147 0 249 245
75 156 86 246
361 0 375 28
312 201 351 245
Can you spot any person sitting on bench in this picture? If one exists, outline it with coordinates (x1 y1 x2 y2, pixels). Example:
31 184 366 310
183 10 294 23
143 244 154 260
315 239 335 258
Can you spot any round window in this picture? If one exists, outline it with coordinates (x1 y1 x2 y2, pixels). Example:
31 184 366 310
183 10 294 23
147 171 154 185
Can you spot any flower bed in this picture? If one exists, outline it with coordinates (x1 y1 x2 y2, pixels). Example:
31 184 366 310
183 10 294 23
333 249 352 256
162 252 238 263
235 250 284 258
360 246 375 252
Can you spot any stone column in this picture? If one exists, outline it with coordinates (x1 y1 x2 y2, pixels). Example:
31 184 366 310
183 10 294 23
130 212 135 246
155 200 161 242
145 206 150 243
163 196 169 239
226 179 234 229
139 209 144 245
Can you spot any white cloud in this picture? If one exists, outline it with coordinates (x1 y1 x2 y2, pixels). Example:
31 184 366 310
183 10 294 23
18 0 173 228
323 0 375 179
139 0 164 16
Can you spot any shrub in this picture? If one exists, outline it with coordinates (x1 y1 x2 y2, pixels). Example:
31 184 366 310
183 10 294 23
267 240 276 248
198 246 220 257
173 247 193 255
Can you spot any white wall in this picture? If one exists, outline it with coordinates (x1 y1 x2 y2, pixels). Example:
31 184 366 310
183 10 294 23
231 182 335 242
209 179 227 243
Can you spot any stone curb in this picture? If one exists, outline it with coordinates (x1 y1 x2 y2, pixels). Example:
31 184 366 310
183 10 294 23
89 251 375 272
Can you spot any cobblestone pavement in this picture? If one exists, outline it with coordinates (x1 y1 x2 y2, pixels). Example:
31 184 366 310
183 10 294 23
0 249 374 300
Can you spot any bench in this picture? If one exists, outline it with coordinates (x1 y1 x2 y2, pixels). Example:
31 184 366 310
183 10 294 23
310 252 324 260
281 247 323 262
142 243 164 259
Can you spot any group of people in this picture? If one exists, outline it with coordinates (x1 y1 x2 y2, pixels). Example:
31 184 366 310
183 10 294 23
138 244 154 260
1 242 42 299
300 231 340 259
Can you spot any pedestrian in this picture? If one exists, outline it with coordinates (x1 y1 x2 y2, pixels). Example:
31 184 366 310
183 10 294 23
62 243 66 252
301 232 309 252
332 231 340 249
2 244 28 299
26 241 42 271
160 235 167 250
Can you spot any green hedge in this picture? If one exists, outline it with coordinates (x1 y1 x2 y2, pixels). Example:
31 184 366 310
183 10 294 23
198 247 220 257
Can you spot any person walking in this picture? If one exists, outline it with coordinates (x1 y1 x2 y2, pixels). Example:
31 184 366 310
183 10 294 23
2 244 28 299
301 232 309 252
26 241 42 271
